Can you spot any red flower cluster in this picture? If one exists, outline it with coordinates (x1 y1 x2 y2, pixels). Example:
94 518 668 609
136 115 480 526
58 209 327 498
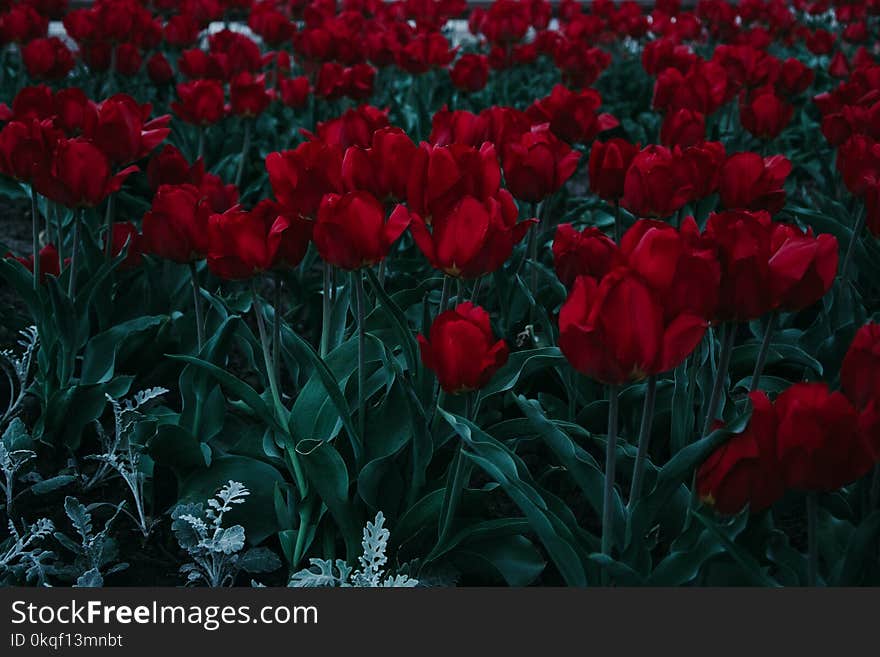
817 63 880 236
557 218 718 385
699 323 880 514
0 86 169 209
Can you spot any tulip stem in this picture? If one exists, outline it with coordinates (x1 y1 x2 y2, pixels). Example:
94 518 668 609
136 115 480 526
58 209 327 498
529 225 538 310
431 392 474 561
840 204 866 281
67 209 82 299
235 120 252 189
472 276 483 304
320 262 332 359
30 186 39 290
197 126 205 161
628 375 657 510
354 270 367 442
189 262 205 352
273 273 282 384
438 276 450 314
252 280 282 412
52 203 63 265
749 312 777 393
806 492 819 587
602 384 620 577
103 194 115 259
701 323 736 437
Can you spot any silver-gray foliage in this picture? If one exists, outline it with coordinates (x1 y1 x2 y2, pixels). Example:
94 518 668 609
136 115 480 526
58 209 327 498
1 517 56 586
289 512 418 587
0 326 37 431
0 418 36 520
172 481 281 587
53 496 129 587
86 387 168 537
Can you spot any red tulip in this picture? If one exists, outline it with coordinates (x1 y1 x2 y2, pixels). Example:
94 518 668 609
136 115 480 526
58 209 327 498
410 191 536 279
841 323 880 410
680 141 727 201
147 53 174 85
703 209 776 321
1 5 48 44
621 145 693 218
776 58 814 97
172 80 225 126
38 139 137 209
526 84 618 145
407 141 502 222
559 266 707 384
266 140 344 218
315 62 347 100
142 183 212 263
7 243 62 284
501 124 580 203
739 90 793 140
768 224 838 312
837 135 880 196
552 40 611 89
308 105 389 149
248 6 294 47
620 218 720 321
449 54 489 93
775 383 870 492
805 29 835 55
207 200 312 279
52 88 96 136
659 108 706 148
0 119 59 184
653 60 728 115
396 31 455 74
230 73 272 118
114 43 142 76
480 105 533 148
106 222 144 270
21 37 74 80
178 49 227 81
313 191 410 270
197 172 239 214
418 302 509 394
85 94 171 166
588 137 639 202
429 107 490 147
552 223 621 288
696 391 784 515
146 144 202 191
280 76 311 109
1 85 55 123
341 64 376 101
718 152 790 215
341 126 418 202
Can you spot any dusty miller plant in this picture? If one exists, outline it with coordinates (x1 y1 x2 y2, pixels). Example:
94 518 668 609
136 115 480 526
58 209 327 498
0 418 36 520
289 512 418 587
0 326 37 431
172 481 281 587
53 496 129 587
86 387 168 537
0 517 56 586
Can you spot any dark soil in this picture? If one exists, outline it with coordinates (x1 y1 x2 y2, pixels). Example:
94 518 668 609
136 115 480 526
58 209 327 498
0 196 35 349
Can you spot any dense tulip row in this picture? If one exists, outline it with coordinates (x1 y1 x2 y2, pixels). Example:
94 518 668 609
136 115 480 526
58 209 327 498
1 0 879 587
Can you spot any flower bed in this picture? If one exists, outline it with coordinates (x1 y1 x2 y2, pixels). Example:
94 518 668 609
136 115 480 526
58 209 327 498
0 0 879 587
